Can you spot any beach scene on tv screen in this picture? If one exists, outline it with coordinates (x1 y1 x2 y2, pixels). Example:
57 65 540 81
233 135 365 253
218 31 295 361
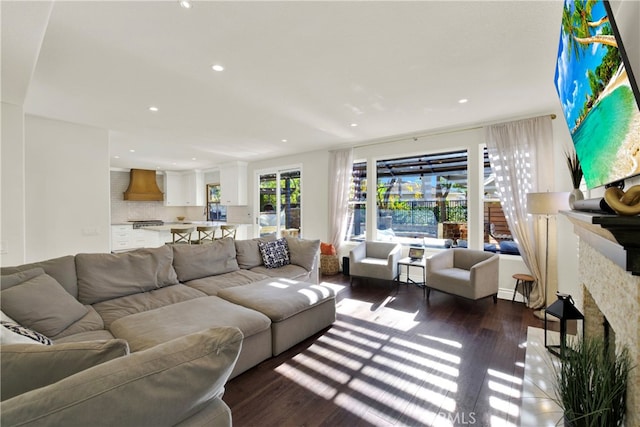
554 0 640 189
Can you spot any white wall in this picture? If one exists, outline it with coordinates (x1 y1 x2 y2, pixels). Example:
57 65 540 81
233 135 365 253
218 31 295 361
24 115 110 262
1 102 26 266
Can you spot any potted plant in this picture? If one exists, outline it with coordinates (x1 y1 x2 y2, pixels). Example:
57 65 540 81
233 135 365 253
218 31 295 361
565 149 584 208
554 336 632 427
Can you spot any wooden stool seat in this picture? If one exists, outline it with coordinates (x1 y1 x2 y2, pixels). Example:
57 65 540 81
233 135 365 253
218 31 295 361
512 273 535 304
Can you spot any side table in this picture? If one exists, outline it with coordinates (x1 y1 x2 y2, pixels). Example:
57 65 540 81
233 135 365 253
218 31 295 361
394 257 427 297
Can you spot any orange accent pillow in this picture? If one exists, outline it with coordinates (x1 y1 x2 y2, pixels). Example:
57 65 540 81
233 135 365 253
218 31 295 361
320 242 336 255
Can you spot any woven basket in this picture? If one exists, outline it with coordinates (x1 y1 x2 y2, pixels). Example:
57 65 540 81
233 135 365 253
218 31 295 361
320 254 340 275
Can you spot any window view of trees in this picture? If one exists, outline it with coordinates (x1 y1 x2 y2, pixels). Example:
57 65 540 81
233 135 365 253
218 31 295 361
347 148 518 254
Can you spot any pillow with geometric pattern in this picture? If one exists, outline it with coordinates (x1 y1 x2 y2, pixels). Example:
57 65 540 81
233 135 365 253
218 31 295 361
258 238 290 269
1 321 52 345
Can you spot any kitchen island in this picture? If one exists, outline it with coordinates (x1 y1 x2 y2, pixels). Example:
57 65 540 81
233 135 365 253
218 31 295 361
111 221 243 252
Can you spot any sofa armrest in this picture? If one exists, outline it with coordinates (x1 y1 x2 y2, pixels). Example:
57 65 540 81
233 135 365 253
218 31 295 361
0 327 243 427
387 244 402 268
1 339 129 401
470 255 500 296
426 249 454 274
349 242 366 264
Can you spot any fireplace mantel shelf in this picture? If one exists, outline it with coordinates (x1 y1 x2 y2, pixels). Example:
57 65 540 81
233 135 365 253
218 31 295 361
562 210 640 275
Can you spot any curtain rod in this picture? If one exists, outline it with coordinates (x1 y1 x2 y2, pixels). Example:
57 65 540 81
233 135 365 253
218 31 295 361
353 113 557 150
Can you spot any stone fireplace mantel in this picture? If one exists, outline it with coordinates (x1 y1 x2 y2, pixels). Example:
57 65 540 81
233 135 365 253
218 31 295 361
563 209 640 425
563 210 640 276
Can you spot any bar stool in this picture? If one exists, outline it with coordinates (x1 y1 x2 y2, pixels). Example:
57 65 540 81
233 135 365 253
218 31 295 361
219 225 237 239
171 227 195 244
196 225 217 244
512 273 535 304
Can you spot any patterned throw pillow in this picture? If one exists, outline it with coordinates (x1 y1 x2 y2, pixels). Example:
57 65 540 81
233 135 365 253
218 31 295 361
258 238 290 269
1 321 52 345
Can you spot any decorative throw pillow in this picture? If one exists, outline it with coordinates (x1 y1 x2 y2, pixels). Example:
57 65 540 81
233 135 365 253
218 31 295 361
1 321 52 345
320 242 336 255
258 238 290 269
1 273 88 337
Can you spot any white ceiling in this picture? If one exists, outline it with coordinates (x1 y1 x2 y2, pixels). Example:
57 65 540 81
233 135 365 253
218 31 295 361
2 1 565 171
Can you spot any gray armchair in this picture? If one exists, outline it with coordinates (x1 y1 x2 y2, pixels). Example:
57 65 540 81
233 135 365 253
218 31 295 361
425 248 499 302
349 241 402 285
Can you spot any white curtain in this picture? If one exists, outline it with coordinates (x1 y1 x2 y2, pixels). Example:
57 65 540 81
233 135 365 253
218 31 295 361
328 148 353 251
484 116 555 309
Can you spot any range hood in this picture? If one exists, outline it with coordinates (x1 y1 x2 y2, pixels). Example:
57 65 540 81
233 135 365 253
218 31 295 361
123 169 164 201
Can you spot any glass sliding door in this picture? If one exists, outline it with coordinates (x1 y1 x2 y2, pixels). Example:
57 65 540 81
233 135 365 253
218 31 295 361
258 168 301 237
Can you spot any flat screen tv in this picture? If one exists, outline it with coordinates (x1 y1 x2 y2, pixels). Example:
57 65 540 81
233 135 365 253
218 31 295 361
554 0 640 189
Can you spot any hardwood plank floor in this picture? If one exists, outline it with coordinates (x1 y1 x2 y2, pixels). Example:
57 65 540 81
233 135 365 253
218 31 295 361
224 274 545 426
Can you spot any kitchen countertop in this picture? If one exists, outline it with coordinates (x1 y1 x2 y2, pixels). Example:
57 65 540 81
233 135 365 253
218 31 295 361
142 221 227 232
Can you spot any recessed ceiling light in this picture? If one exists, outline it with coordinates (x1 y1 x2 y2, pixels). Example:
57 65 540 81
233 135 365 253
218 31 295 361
129 149 135 153
191 157 197 161
114 155 120 159
211 64 224 72
149 106 159 112
350 123 358 127
281 139 288 143
458 98 468 104
178 1 192 9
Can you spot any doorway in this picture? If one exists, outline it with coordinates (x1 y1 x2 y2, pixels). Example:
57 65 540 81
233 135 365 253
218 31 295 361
257 168 301 237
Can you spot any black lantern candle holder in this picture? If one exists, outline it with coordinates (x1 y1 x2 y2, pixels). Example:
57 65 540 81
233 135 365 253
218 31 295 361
544 292 584 358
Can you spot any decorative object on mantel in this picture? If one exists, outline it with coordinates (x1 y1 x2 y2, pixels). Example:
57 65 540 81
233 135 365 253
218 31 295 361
604 185 640 216
527 192 570 319
565 149 584 209
544 293 584 358
553 335 631 427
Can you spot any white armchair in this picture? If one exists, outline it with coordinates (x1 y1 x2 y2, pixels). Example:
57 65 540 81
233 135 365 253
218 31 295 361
349 241 402 285
425 248 499 302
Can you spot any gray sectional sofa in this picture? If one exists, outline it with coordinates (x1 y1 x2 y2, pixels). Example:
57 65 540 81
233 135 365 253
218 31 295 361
0 236 336 427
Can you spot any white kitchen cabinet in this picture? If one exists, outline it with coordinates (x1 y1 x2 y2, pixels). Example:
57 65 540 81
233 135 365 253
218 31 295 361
163 170 205 206
219 162 247 205
111 225 133 251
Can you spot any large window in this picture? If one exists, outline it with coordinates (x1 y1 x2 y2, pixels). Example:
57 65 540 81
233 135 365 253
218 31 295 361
348 148 517 254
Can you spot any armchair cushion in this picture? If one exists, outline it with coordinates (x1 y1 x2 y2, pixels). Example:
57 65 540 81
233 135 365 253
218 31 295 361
0 327 243 427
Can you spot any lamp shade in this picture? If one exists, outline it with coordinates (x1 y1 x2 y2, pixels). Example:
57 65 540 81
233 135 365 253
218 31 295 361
527 192 570 215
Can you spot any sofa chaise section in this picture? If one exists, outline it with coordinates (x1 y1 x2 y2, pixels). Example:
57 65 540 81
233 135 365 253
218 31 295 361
108 296 272 378
217 278 336 356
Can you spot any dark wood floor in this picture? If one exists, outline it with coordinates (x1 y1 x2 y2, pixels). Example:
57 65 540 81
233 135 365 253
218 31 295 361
224 274 545 427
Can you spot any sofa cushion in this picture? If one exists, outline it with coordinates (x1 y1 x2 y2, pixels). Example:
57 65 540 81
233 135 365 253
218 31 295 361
93 284 206 329
217 278 336 322
285 237 320 271
49 306 105 340
1 321 52 345
0 327 243 427
109 297 270 352
76 245 179 304
250 264 311 281
0 339 129 401
258 238 290 269
1 256 78 298
234 237 274 269
1 273 88 337
172 238 239 282
184 269 269 296
1 268 45 291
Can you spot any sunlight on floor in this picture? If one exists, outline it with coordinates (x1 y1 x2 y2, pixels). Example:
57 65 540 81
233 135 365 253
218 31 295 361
272 294 541 426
